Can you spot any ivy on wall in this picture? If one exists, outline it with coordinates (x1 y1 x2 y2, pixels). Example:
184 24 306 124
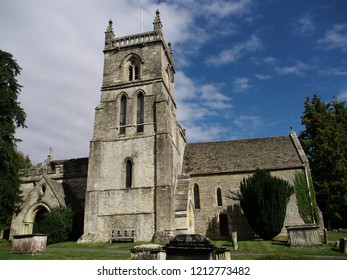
294 170 320 224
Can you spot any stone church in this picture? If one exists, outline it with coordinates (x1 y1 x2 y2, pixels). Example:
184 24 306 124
10 11 318 242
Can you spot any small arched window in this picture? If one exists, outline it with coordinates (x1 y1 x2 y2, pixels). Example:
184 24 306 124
217 188 223 206
193 184 201 210
137 92 144 133
125 159 133 188
120 95 127 135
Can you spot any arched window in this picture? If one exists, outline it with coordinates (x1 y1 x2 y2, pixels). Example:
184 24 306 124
120 95 127 135
193 184 200 210
137 92 144 133
125 159 133 188
128 61 139 81
217 188 223 206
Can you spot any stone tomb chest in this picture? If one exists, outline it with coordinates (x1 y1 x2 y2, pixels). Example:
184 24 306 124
286 224 323 247
11 234 48 255
164 234 229 260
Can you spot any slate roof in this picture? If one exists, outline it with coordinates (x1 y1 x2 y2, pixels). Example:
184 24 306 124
182 135 304 175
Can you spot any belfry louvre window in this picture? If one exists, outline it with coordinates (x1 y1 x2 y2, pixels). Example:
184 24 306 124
194 184 201 210
128 61 139 81
125 159 133 188
217 188 223 206
137 93 144 133
120 95 127 135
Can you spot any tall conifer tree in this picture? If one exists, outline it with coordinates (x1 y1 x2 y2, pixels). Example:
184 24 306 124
0 50 27 229
230 169 294 240
299 95 347 228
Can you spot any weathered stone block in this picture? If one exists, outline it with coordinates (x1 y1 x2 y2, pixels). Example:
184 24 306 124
286 224 323 247
339 238 347 253
130 244 165 260
11 234 48 255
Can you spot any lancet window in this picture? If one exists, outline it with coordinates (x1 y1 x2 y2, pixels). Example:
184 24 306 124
137 92 144 133
194 184 201 210
120 95 127 135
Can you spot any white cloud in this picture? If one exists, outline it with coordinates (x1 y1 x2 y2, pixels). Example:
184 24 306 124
172 0 253 19
254 74 272 80
175 71 233 141
275 60 313 76
293 13 315 36
160 0 254 67
319 67 347 76
234 115 262 130
263 57 277 64
317 23 347 52
183 124 228 143
233 77 252 91
205 35 262 65
198 0 253 18
200 84 233 109
175 72 233 109
338 88 347 101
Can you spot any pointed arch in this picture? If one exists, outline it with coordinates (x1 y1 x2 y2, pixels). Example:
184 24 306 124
23 203 51 234
120 53 143 82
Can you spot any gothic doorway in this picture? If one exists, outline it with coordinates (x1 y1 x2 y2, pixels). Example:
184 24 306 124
32 207 49 234
219 213 229 236
23 204 50 234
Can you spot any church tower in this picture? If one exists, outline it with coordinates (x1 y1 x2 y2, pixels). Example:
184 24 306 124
80 11 186 242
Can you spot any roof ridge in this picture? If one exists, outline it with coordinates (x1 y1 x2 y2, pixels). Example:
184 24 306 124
187 135 289 146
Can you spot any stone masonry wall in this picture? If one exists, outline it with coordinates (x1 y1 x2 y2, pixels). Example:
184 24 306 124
190 169 305 240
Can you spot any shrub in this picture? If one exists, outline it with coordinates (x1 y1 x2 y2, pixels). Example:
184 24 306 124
37 206 73 244
232 169 294 240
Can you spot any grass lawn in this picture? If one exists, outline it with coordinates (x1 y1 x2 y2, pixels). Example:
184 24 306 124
0 231 346 260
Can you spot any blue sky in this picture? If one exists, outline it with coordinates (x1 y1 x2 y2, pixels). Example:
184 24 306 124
1 0 346 164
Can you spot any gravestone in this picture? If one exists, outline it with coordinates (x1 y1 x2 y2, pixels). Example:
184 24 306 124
339 238 347 254
232 231 238 250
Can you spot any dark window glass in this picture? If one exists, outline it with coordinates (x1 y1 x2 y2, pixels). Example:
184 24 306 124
137 93 144 133
128 66 133 81
134 65 139 80
120 95 127 135
217 188 223 206
194 184 200 210
126 159 132 188
128 61 139 81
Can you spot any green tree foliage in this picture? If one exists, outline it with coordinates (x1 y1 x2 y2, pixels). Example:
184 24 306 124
231 169 294 240
299 95 347 228
37 207 74 244
0 50 28 229
294 170 320 224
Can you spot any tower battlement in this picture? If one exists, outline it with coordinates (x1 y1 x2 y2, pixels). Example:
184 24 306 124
104 10 174 66
106 31 161 50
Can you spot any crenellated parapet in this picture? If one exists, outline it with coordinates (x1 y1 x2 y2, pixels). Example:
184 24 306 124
106 31 162 50
19 157 89 182
104 10 174 66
